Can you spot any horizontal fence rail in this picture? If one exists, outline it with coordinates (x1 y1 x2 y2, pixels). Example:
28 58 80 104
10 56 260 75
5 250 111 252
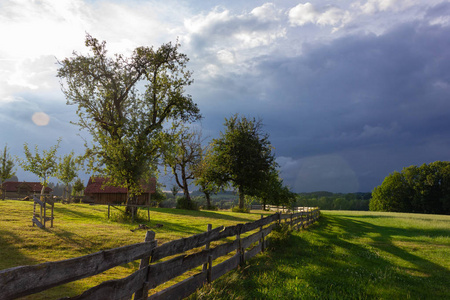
0 208 320 300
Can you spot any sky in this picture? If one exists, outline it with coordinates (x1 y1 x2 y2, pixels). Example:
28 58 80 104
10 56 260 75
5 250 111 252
1 0 450 193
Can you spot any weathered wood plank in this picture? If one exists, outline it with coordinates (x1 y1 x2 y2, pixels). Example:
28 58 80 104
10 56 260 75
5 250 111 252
241 230 262 249
151 226 223 261
244 243 262 261
64 265 148 300
241 213 278 233
32 216 44 229
0 240 157 300
211 254 240 282
148 272 208 300
147 249 210 289
280 213 291 220
209 239 239 260
33 197 44 207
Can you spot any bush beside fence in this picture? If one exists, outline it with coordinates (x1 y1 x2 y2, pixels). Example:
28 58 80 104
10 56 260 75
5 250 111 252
0 208 320 300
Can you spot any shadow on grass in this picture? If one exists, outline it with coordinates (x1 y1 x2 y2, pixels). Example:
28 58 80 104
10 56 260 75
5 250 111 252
52 204 107 222
192 214 450 299
0 229 38 269
304 215 450 299
149 207 260 223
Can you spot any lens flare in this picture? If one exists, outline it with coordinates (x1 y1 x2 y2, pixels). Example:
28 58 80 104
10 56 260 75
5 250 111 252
32 112 50 126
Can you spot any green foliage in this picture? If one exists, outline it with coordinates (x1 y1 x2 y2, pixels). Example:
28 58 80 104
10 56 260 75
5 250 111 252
258 170 296 208
176 196 199 210
55 152 81 199
71 178 85 196
152 186 167 207
19 139 61 192
231 206 250 213
370 161 450 214
295 192 371 211
0 144 15 199
193 144 221 209
171 185 180 197
57 33 200 201
207 115 277 209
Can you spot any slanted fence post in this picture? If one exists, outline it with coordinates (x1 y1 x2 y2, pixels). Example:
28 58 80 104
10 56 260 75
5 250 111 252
134 230 156 300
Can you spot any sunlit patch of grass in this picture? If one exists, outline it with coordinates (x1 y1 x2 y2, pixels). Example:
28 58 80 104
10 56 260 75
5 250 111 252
191 210 450 300
0 200 265 299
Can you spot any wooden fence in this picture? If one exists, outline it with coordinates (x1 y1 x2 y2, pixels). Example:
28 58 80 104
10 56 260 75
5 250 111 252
32 195 54 229
0 208 320 300
251 204 317 213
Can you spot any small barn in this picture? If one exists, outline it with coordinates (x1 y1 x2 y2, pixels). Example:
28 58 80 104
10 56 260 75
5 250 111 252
2 182 53 198
84 177 156 205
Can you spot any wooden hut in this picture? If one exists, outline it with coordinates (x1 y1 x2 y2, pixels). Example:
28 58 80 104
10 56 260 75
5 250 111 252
83 177 156 205
2 182 52 198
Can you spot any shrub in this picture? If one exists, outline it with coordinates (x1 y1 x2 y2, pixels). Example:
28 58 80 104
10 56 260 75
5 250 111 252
231 206 250 213
176 196 198 210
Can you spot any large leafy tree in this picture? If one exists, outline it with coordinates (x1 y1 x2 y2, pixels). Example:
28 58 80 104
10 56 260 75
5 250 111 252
208 115 276 209
19 140 61 197
370 161 450 214
0 144 15 200
57 34 200 213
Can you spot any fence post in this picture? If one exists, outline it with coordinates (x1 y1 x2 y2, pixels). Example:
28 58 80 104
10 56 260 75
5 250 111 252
236 232 244 267
203 224 212 272
43 199 47 228
50 201 54 228
259 215 265 252
134 230 156 300
290 213 293 230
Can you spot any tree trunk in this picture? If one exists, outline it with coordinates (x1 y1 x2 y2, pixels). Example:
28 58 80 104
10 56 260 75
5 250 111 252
126 193 138 216
205 192 211 209
40 185 45 202
238 186 245 209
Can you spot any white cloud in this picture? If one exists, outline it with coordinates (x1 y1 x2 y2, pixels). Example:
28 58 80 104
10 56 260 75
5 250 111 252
217 50 236 64
251 3 282 21
288 2 350 29
288 3 318 26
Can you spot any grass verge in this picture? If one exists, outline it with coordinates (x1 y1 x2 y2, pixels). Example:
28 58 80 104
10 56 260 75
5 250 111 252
190 210 450 299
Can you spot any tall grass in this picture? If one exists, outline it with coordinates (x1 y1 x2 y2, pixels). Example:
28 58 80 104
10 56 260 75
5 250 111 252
191 211 450 299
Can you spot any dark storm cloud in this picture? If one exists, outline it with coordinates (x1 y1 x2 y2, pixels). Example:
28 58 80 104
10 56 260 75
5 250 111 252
196 20 450 192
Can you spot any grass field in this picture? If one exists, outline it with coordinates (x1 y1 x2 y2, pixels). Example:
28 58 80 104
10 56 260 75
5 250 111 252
191 210 450 299
0 200 264 299
1 200 449 299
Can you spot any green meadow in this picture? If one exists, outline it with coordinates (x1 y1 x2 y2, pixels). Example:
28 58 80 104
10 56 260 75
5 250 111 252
191 211 450 299
1 200 449 299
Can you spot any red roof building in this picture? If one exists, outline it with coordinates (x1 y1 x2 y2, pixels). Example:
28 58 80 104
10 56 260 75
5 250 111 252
1 182 52 198
84 177 156 205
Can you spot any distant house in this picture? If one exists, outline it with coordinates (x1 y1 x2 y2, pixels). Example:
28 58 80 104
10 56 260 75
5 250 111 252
84 177 156 205
2 182 53 198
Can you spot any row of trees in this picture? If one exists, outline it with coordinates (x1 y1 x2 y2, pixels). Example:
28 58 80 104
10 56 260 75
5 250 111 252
370 161 450 214
58 34 292 213
3 34 294 211
0 141 83 200
294 192 371 211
